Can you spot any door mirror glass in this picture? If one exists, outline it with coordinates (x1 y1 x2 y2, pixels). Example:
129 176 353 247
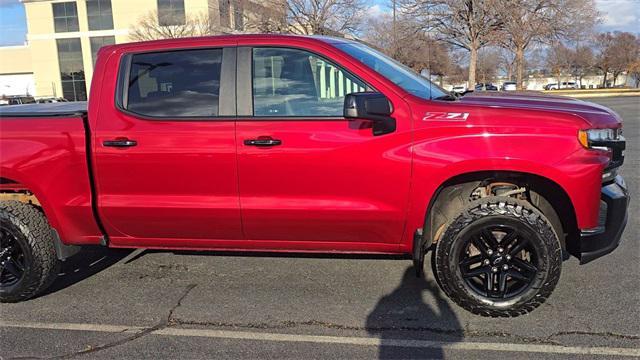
344 92 395 136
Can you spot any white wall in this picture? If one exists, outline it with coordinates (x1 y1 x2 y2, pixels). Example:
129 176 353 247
0 74 35 97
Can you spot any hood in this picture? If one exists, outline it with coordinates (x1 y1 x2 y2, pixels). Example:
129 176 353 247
457 92 622 128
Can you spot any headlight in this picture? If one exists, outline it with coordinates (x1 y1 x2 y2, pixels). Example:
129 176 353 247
578 128 623 148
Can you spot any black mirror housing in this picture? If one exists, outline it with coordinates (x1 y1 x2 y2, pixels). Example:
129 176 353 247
344 92 396 136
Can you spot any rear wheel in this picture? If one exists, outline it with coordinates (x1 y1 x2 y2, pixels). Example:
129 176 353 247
0 201 60 302
433 197 561 317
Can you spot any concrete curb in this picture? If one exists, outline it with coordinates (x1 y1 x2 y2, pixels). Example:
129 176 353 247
541 90 640 98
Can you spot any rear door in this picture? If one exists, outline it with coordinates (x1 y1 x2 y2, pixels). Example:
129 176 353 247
235 46 411 249
93 45 242 247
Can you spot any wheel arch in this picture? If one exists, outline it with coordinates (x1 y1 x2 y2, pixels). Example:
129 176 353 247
421 170 579 257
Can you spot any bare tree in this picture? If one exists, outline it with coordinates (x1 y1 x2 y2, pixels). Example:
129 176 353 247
593 32 615 87
242 0 289 33
129 11 223 41
494 0 599 90
630 58 640 88
593 32 639 87
273 0 367 35
570 45 595 87
476 48 500 84
401 0 502 88
363 14 454 85
608 32 640 86
546 42 572 88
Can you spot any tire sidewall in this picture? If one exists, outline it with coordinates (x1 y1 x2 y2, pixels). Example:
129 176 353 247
435 198 562 316
0 212 38 297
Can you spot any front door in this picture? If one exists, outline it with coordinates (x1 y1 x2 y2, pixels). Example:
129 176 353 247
94 46 242 246
235 46 411 248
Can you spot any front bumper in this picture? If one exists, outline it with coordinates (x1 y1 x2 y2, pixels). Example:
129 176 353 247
579 176 629 264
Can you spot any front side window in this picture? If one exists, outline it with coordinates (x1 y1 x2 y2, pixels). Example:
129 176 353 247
56 38 86 101
90 36 115 66
157 0 185 26
252 48 367 117
125 48 223 117
53 2 79 32
87 0 114 30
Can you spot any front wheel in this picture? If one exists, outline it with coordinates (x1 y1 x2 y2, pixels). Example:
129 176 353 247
433 197 562 317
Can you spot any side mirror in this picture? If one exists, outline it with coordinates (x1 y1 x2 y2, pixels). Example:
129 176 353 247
344 92 396 136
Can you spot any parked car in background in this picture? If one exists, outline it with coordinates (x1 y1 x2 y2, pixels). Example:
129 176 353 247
36 97 69 104
545 82 578 90
0 95 36 106
0 34 629 318
475 83 498 91
452 85 467 94
501 81 517 91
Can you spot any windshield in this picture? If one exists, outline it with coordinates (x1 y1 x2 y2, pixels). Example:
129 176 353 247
335 42 448 100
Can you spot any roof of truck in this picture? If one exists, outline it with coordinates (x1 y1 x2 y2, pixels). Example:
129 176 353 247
104 34 356 52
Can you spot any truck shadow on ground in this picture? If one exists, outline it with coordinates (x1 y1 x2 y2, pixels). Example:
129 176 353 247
38 246 132 297
366 267 463 359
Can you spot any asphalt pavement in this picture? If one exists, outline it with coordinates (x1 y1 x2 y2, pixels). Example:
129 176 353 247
1 96 638 359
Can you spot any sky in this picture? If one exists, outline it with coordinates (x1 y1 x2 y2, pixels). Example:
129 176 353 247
0 0 637 46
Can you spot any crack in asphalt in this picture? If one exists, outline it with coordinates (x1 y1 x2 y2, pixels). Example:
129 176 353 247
13 284 199 360
6 283 638 358
167 318 639 346
546 330 640 341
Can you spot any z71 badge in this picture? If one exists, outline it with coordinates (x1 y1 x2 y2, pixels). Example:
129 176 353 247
422 112 470 121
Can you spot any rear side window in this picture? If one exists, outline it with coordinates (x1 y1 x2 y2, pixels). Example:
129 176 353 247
252 47 367 117
125 48 222 117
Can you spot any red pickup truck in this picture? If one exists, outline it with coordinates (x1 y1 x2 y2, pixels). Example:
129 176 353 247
0 35 629 317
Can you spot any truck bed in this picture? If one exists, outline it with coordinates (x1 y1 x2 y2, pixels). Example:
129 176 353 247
0 102 87 118
0 101 102 244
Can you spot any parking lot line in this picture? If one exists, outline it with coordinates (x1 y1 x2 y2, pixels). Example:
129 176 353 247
1 320 638 357
0 320 144 333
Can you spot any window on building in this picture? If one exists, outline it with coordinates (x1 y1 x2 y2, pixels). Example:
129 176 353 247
90 36 116 66
53 2 79 33
87 0 114 30
252 48 367 117
56 38 87 101
233 0 244 30
219 0 230 28
157 0 185 26
125 48 223 117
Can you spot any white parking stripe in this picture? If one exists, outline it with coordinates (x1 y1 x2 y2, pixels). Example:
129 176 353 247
2 320 639 357
156 328 640 357
0 320 144 333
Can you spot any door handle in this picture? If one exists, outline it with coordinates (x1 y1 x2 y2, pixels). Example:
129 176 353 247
103 138 137 148
244 138 282 147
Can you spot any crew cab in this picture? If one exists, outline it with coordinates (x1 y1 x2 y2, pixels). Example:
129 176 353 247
0 35 629 317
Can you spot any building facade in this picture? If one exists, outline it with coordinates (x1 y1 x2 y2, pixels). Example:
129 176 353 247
0 0 283 100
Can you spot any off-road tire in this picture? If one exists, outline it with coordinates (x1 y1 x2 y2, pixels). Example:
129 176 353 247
0 201 60 302
433 197 562 317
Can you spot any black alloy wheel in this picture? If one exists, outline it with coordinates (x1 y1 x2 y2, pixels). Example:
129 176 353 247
457 223 539 300
0 226 27 287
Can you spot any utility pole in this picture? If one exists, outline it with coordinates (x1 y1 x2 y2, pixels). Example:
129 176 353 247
392 0 397 58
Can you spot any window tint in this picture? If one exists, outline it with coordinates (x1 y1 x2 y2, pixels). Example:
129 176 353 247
90 36 115 66
252 48 366 117
52 2 79 33
56 38 87 101
87 0 113 30
336 42 447 100
126 49 223 117
157 0 185 26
